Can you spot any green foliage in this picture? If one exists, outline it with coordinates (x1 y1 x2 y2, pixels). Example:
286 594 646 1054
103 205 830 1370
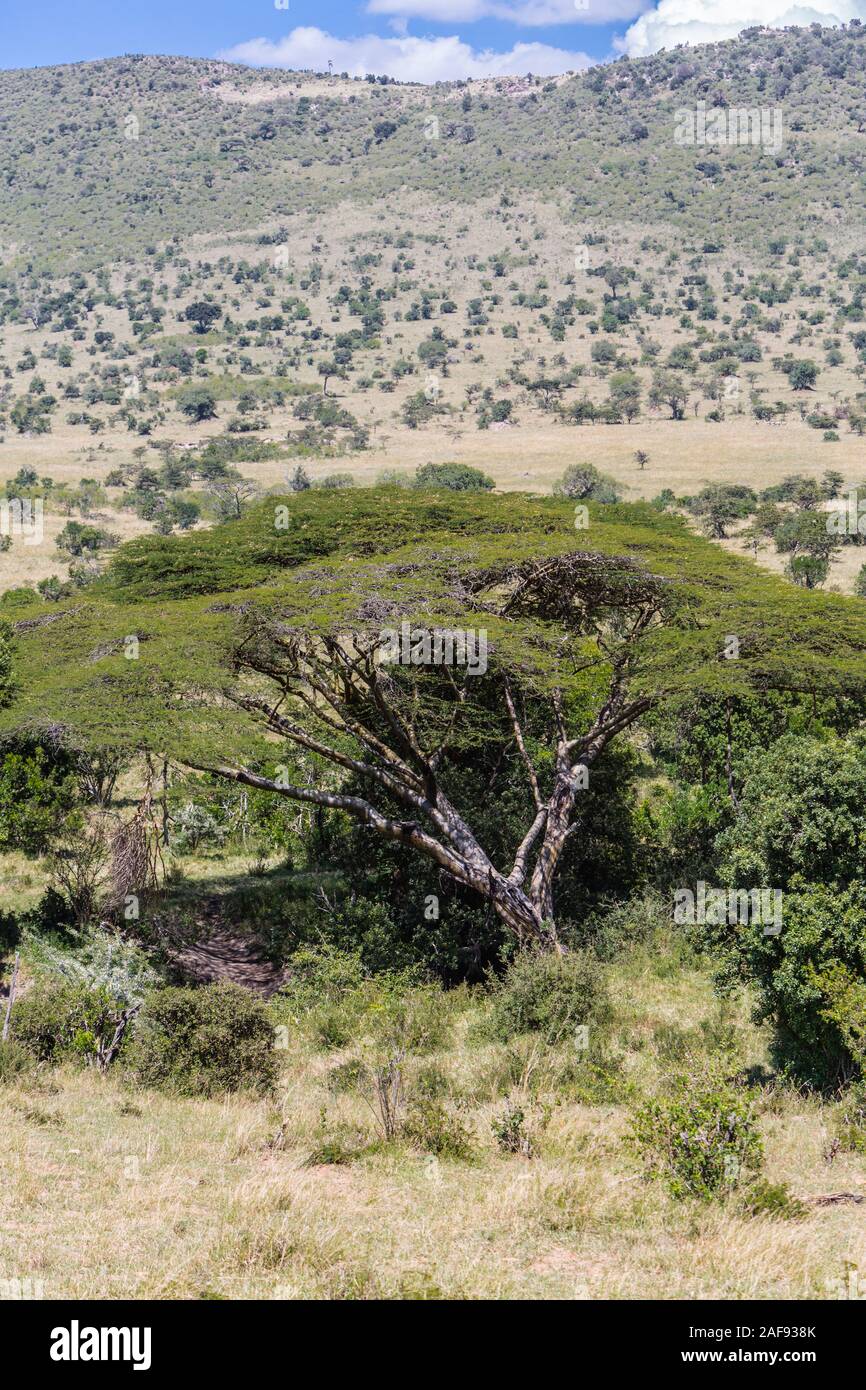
177 385 217 422
0 745 79 853
28 924 163 1006
787 359 819 390
272 946 451 1053
486 949 610 1044
553 463 619 503
716 732 866 888
687 484 756 538
707 880 866 1084
403 1097 474 1159
171 800 229 853
811 961 866 1073
0 1039 34 1084
739 1178 805 1221
629 1077 763 1200
55 521 116 557
413 462 494 491
0 621 14 708
710 735 866 1079
130 982 277 1096
10 978 129 1066
491 1102 533 1156
184 302 221 334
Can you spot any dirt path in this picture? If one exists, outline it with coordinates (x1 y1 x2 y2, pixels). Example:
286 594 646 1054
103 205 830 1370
170 925 287 998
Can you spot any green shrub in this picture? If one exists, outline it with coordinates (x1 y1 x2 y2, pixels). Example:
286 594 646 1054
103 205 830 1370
552 462 619 503
707 880 866 1084
629 1077 763 1200
326 1058 367 1093
491 1102 533 1156
832 1082 866 1154
272 946 451 1053
740 1178 805 1221
303 1134 368 1166
10 978 130 1066
0 745 79 854
130 982 277 1096
0 1038 34 1083
402 1097 474 1159
487 948 611 1044
413 462 494 492
27 924 162 1005
412 1061 451 1101
561 1053 634 1106
811 961 866 1072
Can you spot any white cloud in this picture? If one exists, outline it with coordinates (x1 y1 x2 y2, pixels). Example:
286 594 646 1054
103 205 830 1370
366 0 648 24
219 27 593 81
619 0 866 58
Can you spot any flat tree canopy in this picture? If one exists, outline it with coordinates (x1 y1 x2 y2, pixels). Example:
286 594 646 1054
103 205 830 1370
5 488 866 945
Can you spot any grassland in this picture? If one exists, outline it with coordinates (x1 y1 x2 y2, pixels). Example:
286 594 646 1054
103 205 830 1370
2 921 864 1301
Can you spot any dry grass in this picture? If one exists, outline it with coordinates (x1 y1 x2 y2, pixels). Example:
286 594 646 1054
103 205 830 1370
0 848 51 915
2 942 865 1301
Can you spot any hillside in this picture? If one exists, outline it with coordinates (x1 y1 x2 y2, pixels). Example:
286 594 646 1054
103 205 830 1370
2 25 866 268
3 30 866 602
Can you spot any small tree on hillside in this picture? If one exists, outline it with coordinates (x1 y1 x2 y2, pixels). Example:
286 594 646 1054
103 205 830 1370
184 302 222 335
649 369 689 420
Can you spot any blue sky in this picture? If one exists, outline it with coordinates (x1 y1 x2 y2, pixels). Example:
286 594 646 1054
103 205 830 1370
3 0 862 79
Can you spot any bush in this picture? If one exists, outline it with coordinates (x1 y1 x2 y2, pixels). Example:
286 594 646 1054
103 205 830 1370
0 745 79 854
715 732 866 888
740 1178 805 1221
487 948 610 1044
29 924 162 1006
711 733 866 1082
629 1077 763 1200
552 463 619 503
491 1102 533 1156
130 982 277 1096
402 1097 474 1159
413 462 494 492
0 1038 35 1083
171 800 228 853
707 881 866 1085
272 946 451 1053
10 979 131 1067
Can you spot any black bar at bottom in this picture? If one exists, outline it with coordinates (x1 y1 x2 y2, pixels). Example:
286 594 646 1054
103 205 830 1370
0 1298 857 1375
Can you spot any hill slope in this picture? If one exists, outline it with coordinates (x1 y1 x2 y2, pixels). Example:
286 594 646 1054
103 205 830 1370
2 24 866 267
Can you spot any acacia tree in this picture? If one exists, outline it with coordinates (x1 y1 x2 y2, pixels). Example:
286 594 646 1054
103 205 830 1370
6 492 866 951
649 369 690 420
195 551 668 949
